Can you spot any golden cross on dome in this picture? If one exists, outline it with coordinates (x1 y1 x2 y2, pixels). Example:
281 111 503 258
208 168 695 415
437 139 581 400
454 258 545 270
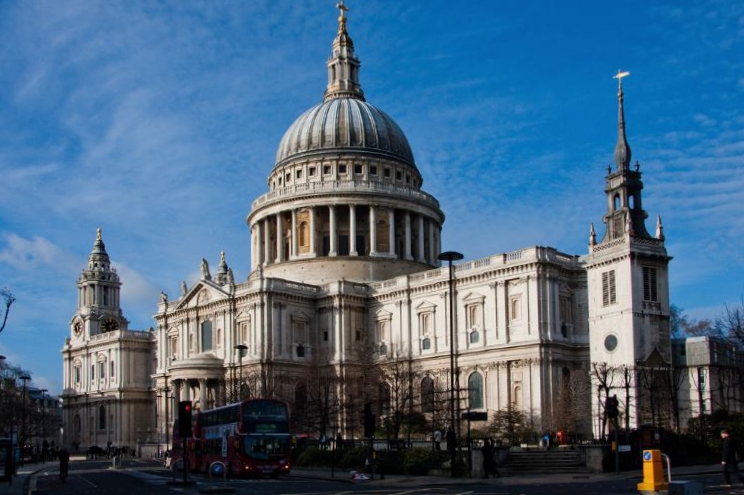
97 228 102 240
336 1 348 32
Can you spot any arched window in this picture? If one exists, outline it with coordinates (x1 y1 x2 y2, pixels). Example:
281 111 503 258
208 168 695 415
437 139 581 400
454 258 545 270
296 343 305 358
468 372 484 409
422 338 431 350
614 194 621 211
469 330 479 344
298 221 309 249
98 405 106 430
379 343 387 356
513 385 522 409
421 377 435 413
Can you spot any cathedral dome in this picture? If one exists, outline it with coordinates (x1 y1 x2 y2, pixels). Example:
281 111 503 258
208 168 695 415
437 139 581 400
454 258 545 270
275 98 415 167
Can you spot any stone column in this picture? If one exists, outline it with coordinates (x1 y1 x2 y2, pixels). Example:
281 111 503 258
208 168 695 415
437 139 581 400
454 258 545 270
291 209 298 259
404 211 413 260
199 379 207 408
309 207 317 256
349 204 358 256
417 215 425 263
263 218 271 266
369 205 378 256
329 205 338 257
275 214 283 262
389 209 396 257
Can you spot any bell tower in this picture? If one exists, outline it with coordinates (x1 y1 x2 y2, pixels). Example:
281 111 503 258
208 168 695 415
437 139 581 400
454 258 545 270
70 228 128 340
585 73 672 432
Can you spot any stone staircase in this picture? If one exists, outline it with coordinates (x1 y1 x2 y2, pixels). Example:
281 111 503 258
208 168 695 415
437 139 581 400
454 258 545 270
500 449 588 475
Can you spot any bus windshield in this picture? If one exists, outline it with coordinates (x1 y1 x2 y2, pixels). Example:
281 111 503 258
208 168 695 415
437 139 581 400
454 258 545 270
243 436 288 461
241 400 289 434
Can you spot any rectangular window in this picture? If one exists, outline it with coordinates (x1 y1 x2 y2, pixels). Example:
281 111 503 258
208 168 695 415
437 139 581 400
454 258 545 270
370 166 377 176
339 164 347 174
354 164 363 174
110 361 115 378
642 266 658 302
323 165 331 175
466 304 482 328
602 270 617 307
396 171 402 180
201 321 213 352
309 167 316 176
384 168 391 178
99 362 105 379
74 366 81 383
91 365 95 380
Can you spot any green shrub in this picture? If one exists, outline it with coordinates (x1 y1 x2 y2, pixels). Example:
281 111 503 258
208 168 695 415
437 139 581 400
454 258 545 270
403 447 441 475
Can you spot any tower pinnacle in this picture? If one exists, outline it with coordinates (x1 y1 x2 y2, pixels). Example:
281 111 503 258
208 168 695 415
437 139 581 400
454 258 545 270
613 70 631 170
324 1 365 102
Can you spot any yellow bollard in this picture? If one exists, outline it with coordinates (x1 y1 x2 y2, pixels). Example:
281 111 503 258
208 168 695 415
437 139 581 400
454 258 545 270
637 449 668 493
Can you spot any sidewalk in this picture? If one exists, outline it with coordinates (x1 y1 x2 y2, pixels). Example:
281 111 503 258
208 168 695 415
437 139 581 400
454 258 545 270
290 462 722 486
0 462 52 495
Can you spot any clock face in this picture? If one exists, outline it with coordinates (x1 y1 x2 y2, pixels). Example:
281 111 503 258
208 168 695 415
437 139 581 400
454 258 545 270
73 320 83 336
102 318 119 332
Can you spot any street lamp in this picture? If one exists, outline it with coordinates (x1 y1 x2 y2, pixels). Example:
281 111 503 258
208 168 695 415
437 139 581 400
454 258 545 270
19 374 30 467
162 384 171 451
438 250 463 477
235 345 247 401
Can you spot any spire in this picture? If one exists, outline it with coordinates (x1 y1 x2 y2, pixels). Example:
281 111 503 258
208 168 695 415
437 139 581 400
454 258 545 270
323 1 365 102
613 70 631 170
88 227 112 271
91 228 108 257
656 215 665 241
589 223 596 246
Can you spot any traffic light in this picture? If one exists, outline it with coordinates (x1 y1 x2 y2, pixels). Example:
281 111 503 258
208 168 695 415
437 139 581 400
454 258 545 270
363 403 376 438
178 401 193 438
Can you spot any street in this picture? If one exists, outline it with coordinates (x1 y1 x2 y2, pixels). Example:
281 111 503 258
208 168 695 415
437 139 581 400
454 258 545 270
26 458 743 495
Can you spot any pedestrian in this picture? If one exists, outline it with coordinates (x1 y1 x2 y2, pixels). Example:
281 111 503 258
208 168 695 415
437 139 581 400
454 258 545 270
446 426 456 457
433 429 442 451
721 429 744 487
482 438 492 478
335 432 343 450
58 447 70 482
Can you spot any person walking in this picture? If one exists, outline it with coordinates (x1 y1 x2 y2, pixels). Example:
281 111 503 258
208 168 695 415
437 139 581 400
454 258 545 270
482 438 501 479
58 447 70 482
721 429 744 487
433 429 442 451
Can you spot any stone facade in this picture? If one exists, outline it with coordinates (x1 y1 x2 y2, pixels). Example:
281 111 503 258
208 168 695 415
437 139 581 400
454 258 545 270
62 7 679 449
61 230 155 451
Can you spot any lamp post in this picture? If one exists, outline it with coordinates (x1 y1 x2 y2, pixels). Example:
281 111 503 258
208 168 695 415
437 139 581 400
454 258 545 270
163 385 171 451
39 389 48 458
18 374 30 467
438 250 463 477
235 345 247 400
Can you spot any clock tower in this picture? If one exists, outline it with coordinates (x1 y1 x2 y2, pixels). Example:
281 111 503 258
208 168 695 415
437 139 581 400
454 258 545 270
62 228 154 451
71 228 128 340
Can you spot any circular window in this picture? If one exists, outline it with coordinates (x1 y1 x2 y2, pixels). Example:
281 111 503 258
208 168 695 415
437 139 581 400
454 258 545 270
604 334 618 352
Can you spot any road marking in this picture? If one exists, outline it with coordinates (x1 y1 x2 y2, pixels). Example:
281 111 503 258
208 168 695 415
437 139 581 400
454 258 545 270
78 474 98 487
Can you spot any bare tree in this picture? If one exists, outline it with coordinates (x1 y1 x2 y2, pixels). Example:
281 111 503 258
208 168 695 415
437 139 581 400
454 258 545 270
591 362 616 438
0 288 15 336
378 345 420 441
716 296 744 347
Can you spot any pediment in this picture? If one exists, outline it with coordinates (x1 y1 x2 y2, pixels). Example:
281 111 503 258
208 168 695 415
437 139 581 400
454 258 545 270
415 300 437 313
462 291 486 304
375 309 393 321
175 281 229 310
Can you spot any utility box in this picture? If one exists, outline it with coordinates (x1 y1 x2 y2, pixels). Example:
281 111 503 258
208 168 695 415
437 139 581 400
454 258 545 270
668 480 703 495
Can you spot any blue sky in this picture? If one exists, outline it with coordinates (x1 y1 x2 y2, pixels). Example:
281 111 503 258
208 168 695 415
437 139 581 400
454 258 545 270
0 1 742 394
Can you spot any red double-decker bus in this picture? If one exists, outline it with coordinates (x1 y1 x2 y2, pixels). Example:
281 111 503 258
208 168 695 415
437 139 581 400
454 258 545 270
172 398 291 477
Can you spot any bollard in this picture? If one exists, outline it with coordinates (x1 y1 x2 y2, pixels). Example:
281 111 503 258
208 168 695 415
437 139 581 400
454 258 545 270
637 449 667 493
